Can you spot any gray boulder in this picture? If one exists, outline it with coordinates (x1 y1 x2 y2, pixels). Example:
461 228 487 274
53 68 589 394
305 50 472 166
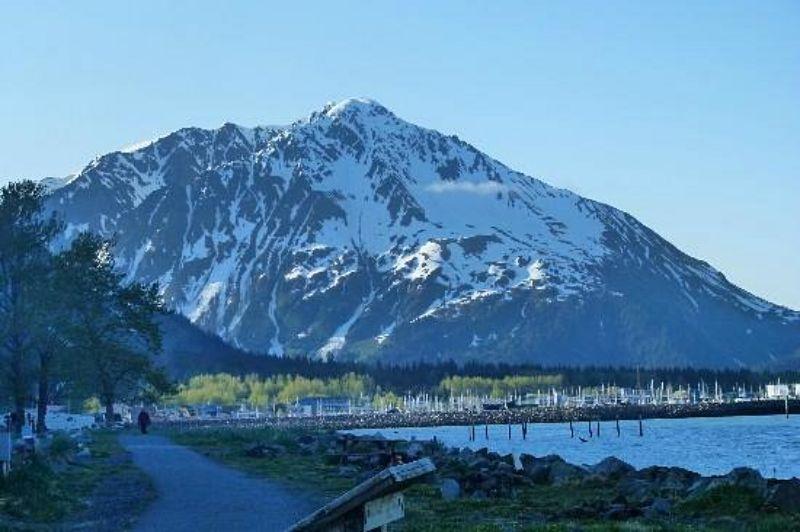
519 454 536 471
602 503 640 520
405 441 425 459
589 457 635 480
693 467 769 499
470 489 487 501
547 457 588 486
520 454 587 485
618 478 654 501
440 478 461 501
643 497 673 517
724 467 768 498
635 466 699 498
520 454 551 484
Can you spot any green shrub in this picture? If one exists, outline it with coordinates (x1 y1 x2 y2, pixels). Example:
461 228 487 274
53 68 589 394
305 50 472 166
48 432 78 459
0 457 77 521
678 485 765 516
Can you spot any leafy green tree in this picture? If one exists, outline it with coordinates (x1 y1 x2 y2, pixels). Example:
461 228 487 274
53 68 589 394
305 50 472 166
57 233 164 425
0 181 61 433
25 251 84 434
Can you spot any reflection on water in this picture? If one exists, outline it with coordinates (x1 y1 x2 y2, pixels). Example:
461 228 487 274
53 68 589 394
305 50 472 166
347 414 799 479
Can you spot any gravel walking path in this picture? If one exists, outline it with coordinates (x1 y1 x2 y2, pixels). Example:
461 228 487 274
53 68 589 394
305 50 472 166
121 434 318 532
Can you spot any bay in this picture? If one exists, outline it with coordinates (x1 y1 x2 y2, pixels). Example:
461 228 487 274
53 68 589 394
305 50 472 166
347 414 799 478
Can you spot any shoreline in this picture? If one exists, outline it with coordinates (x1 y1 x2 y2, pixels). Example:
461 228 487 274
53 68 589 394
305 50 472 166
160 399 797 432
166 421 800 529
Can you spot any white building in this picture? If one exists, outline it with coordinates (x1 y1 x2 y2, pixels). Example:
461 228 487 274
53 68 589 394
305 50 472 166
766 384 790 398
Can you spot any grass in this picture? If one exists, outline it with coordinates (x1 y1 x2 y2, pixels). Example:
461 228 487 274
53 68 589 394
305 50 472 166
0 456 79 522
676 485 765 517
169 426 355 497
165 426 800 532
0 429 154 527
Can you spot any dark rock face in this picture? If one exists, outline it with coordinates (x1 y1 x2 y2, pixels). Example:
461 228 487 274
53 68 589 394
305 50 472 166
620 466 701 501
690 467 769 499
643 497 673 517
46 98 800 368
588 456 635 481
766 478 800 512
519 454 588 485
547 457 588 486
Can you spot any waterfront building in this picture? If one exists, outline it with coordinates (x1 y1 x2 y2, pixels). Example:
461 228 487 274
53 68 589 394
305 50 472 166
766 384 790 398
292 397 352 417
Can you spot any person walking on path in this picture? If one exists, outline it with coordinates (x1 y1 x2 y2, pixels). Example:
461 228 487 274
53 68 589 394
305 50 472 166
137 409 151 434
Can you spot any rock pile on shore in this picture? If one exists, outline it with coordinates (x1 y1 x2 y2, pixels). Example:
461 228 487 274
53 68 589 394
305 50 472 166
165 399 797 433
245 431 800 519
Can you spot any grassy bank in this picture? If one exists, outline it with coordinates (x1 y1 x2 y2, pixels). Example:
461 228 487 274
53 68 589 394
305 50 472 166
169 426 354 499
167 426 800 531
0 430 154 529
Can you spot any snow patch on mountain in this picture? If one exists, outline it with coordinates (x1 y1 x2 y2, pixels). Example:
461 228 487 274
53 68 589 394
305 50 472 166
45 98 800 366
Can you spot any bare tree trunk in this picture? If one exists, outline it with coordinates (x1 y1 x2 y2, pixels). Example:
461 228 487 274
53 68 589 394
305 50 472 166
36 354 49 434
9 335 28 435
104 397 115 427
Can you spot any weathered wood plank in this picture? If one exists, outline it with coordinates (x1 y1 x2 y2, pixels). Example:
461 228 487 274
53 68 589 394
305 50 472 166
289 458 435 531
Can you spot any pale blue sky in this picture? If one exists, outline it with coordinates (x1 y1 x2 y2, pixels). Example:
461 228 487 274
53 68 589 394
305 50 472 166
1 1 798 309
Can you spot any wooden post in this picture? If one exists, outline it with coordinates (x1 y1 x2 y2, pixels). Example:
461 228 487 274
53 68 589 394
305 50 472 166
786 396 790 419
0 430 10 477
508 419 511 440
290 458 435 531
588 419 593 438
485 424 489 440
615 416 620 437
569 419 574 438
596 420 600 438
638 415 644 437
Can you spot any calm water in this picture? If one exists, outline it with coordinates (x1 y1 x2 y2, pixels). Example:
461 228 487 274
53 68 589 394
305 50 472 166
347 414 800 479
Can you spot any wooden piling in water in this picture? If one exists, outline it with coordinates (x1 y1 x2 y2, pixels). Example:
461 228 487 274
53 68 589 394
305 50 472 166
638 415 644 437
569 419 574 438
588 419 593 438
616 416 620 437
786 396 790 419
485 424 489 440
596 420 600 437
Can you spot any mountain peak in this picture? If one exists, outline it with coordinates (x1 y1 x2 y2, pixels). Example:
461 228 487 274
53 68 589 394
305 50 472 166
323 97 389 115
46 100 800 368
313 98 395 125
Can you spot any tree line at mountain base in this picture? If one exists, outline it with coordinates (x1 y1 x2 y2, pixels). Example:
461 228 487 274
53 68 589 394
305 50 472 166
167 365 800 409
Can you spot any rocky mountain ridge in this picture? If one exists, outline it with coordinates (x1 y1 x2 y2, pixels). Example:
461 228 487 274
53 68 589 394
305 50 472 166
47 98 799 368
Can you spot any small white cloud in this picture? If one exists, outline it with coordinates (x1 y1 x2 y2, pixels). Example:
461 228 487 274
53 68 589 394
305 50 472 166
425 180 507 195
119 138 160 153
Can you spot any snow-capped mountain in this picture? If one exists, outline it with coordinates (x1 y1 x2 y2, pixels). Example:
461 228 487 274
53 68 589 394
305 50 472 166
48 98 800 368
